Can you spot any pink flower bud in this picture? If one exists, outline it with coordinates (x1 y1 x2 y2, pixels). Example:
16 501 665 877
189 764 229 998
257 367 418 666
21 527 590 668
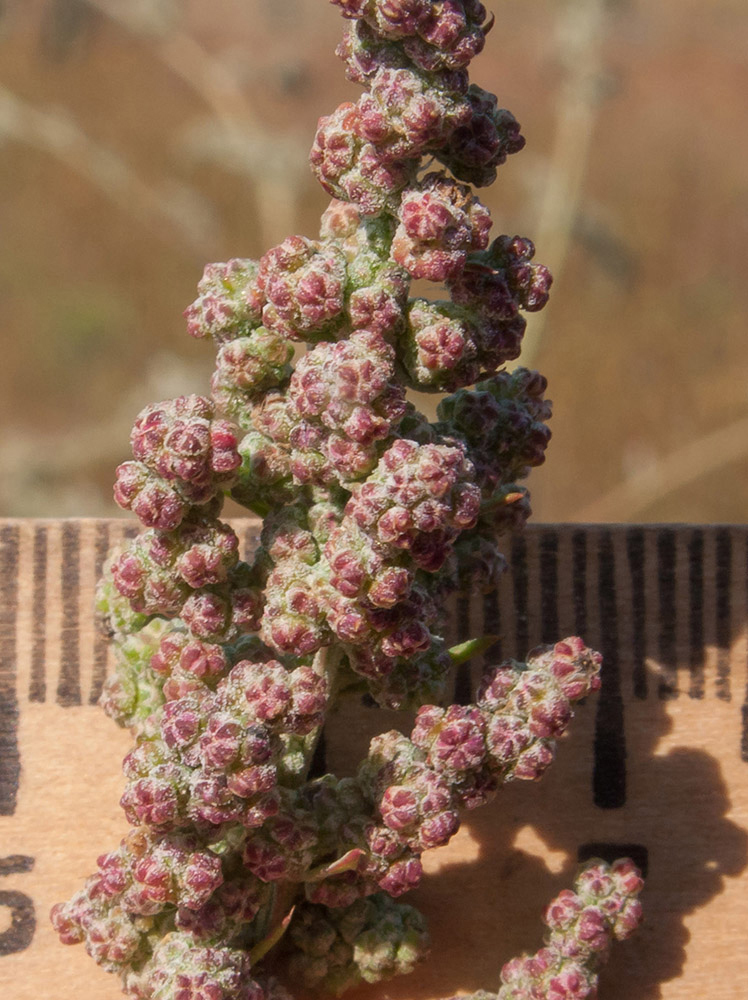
393 174 491 280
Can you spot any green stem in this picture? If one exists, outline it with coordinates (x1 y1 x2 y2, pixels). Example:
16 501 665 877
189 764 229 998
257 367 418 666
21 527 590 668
251 644 345 963
250 898 296 965
299 644 343 780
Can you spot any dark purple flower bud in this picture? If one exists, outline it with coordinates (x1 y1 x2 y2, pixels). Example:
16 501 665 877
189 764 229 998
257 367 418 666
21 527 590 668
153 633 229 683
377 856 423 896
331 0 370 21
261 561 329 657
380 619 431 658
406 1 491 71
241 841 291 883
345 439 479 578
437 86 525 186
365 822 406 859
484 235 554 312
335 19 407 85
545 890 584 932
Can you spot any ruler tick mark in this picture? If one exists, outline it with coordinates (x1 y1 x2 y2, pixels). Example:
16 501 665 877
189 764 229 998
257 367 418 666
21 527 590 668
626 528 647 700
454 595 472 704
57 522 82 707
482 589 502 668
594 530 627 809
89 522 111 704
688 529 705 699
29 526 48 704
715 529 732 702
572 530 587 640
540 530 559 644
511 534 529 657
0 525 20 816
657 529 678 700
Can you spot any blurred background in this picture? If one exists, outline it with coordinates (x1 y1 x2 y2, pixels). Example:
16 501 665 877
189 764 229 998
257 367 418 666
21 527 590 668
0 0 746 523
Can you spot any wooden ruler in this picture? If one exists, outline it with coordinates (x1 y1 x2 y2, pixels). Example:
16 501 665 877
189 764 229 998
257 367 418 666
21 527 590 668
1 520 747 999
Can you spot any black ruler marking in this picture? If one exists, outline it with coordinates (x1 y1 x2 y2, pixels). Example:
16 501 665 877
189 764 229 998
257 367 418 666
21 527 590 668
0 856 34 876
0 888 35 956
482 589 502 667
657 529 678 700
688 529 705 700
5 517 745 778
453 595 472 704
57 522 82 706
0 525 21 816
626 528 647 700
29 525 48 704
89 521 111 704
539 529 559 644
572 530 587 640
715 528 732 702
593 530 627 809
741 537 748 763
511 534 529 657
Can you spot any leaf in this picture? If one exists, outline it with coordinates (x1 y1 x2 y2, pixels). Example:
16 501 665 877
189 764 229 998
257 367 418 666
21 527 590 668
249 905 296 965
448 635 501 666
303 848 365 882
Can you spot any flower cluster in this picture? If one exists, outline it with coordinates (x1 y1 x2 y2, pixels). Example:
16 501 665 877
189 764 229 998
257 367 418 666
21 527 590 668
114 396 242 531
441 860 644 1000
497 859 644 1000
54 3 642 1000
286 894 429 995
107 514 262 642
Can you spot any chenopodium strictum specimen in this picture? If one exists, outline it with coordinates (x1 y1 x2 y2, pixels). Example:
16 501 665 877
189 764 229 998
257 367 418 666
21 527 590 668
52 2 643 998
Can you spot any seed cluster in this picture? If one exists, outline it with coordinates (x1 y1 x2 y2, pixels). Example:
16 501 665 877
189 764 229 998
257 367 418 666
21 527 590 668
53 3 642 999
